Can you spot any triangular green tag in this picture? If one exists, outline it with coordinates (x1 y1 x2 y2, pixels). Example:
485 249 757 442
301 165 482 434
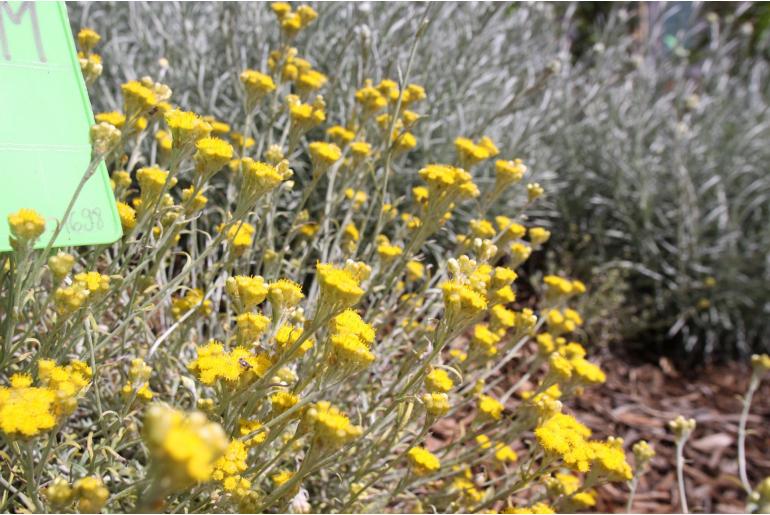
0 0 121 252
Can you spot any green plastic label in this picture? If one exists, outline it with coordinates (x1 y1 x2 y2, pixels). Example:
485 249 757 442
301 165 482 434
0 1 121 251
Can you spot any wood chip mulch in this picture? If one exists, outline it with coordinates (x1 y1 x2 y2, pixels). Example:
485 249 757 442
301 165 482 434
574 352 770 513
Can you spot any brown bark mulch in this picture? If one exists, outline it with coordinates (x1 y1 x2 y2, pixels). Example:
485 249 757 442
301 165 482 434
575 353 770 514
427 349 770 513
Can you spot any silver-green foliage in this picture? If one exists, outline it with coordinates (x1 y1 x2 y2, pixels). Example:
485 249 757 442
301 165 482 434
68 2 770 358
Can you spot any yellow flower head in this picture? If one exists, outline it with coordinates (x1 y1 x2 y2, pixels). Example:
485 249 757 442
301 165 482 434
421 392 450 417
477 394 504 421
407 447 440 476
235 312 271 343
54 284 89 316
455 137 491 167
528 227 551 247
309 141 342 169
165 109 212 149
355 80 388 113
402 83 426 106
239 419 268 448
270 2 291 19
43 477 73 508
116 201 136 231
74 271 110 296
268 279 305 310
8 208 45 244
527 182 545 201
329 332 375 370
441 280 487 324
490 304 516 331
419 164 480 202
274 324 314 359
589 439 633 482
535 412 593 473
240 69 276 108
48 252 75 282
142 404 229 490
297 69 328 95
188 341 271 385
222 222 256 256
239 158 290 204
392 131 417 154
121 80 157 115
406 260 425 282
226 275 268 312
470 219 496 239
472 324 501 357
494 442 518 463
171 288 212 319
95 111 126 129
377 79 400 102
303 401 362 450
316 261 370 312
77 28 101 53
289 97 326 130
73 476 109 514
0 376 57 438
37 359 92 417
509 242 533 268
425 368 454 393
194 137 234 176
270 391 300 415
350 141 372 159
495 159 527 188
327 125 356 145
137 166 174 202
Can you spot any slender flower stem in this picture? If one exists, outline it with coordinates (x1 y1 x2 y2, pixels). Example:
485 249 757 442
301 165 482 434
675 439 689 514
738 374 759 493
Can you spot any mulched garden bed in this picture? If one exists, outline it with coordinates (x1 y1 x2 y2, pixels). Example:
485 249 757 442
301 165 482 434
579 352 770 513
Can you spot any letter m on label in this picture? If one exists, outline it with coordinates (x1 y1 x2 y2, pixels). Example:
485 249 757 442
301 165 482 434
0 1 47 62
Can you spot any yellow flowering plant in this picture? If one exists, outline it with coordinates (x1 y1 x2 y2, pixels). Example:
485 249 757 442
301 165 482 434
0 5 764 515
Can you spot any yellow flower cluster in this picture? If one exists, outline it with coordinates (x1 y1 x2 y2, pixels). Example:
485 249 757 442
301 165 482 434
329 309 376 370
226 275 268 313
274 324 314 359
543 275 586 302
240 69 276 110
187 340 272 385
407 446 440 476
0 374 57 438
212 439 250 496
271 3 317 38
165 109 212 150
142 404 229 490
194 137 234 177
425 368 454 393
171 287 212 319
221 221 256 256
477 394 505 421
289 94 326 131
268 279 305 311
7 208 45 244
316 261 371 313
545 308 583 335
495 159 528 189
421 392 451 417
0 360 91 439
535 412 632 481
454 136 499 168
303 401 362 450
